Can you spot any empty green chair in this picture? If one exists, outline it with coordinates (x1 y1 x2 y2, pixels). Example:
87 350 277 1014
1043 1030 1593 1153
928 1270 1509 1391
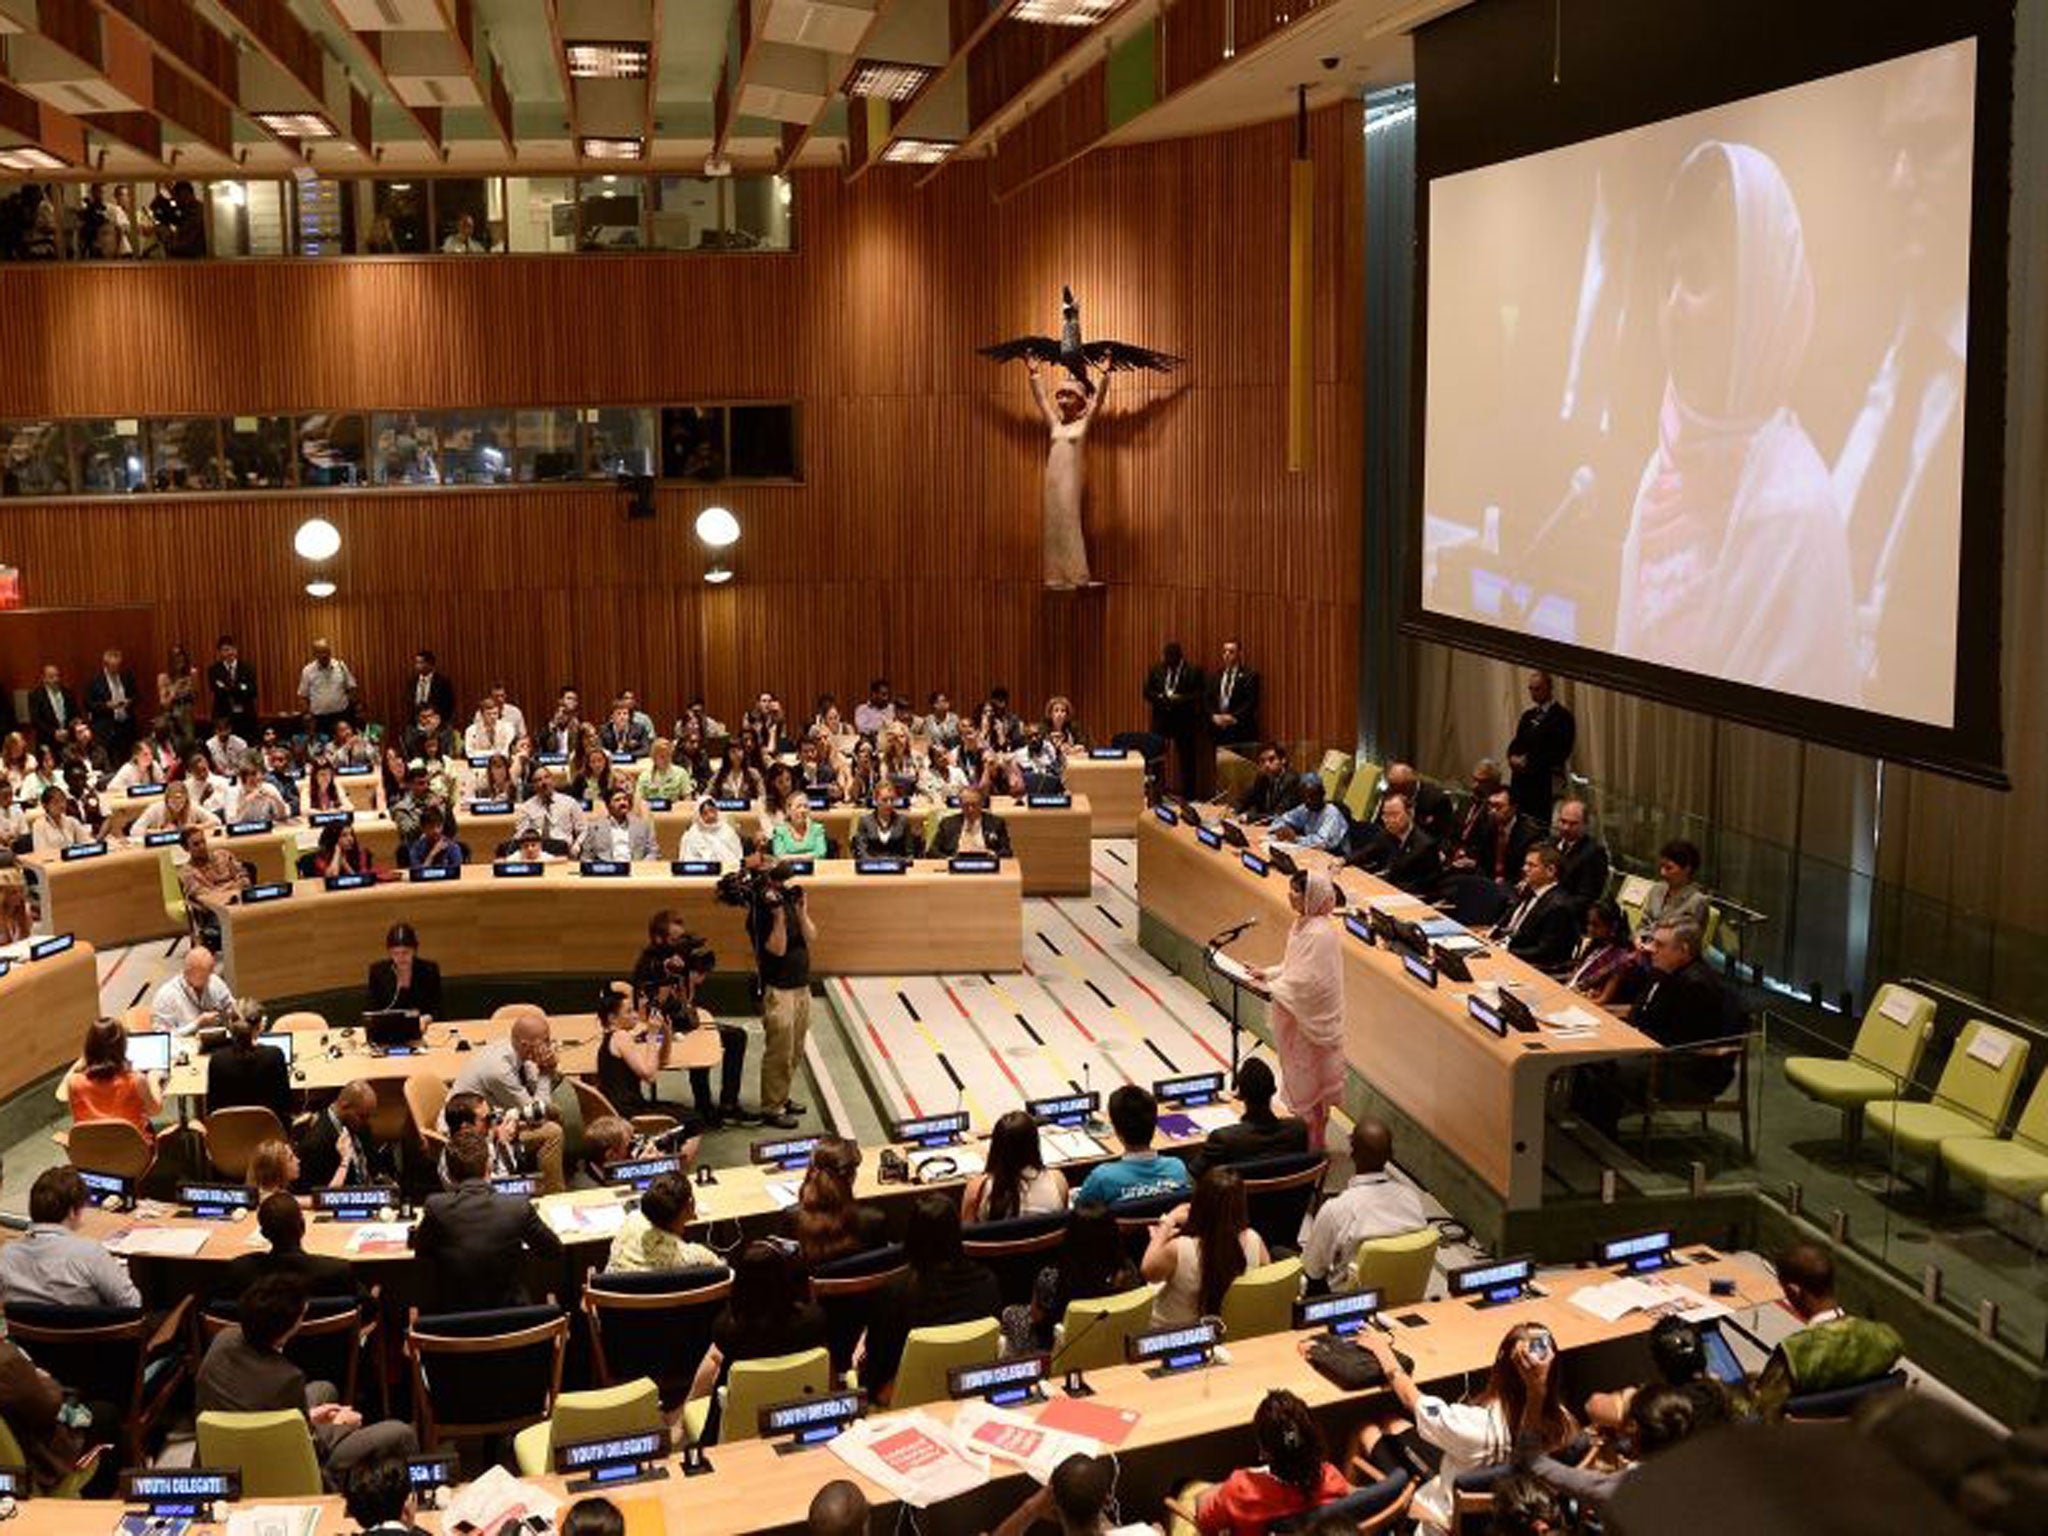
513 1378 663 1475
1866 1020 2030 1202
1352 1227 1439 1306
1341 759 1384 827
196 1410 322 1498
157 848 189 937
1941 1070 2048 1205
1219 1258 1302 1342
891 1318 1002 1409
1784 984 1937 1150
680 1346 830 1447
1316 750 1351 803
1051 1285 1155 1374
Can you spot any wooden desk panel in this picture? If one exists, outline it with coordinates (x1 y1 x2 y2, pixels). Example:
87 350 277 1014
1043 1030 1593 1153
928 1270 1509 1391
212 862 1023 998
1068 754 1144 834
22 833 295 947
0 942 99 1100
1136 815 1653 1207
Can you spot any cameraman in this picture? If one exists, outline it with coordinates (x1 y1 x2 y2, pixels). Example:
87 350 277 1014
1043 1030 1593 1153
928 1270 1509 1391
437 1089 522 1190
633 909 753 1128
446 1009 566 1193
744 850 816 1130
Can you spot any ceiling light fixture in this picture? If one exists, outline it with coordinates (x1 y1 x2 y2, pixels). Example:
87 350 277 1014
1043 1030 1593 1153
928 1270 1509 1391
703 564 733 585
304 580 337 599
694 506 740 549
845 60 935 102
253 111 338 139
1010 0 1119 25
292 517 341 562
880 137 958 165
579 135 645 161
566 41 651 79
0 147 68 171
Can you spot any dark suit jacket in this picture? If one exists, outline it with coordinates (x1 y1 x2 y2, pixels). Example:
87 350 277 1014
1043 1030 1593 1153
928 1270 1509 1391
851 812 922 859
409 671 457 724
1555 836 1611 912
1635 959 1738 1096
1408 782 1457 845
1193 1114 1310 1176
1237 772 1303 822
931 810 1012 858
1508 701 1575 814
218 1246 359 1302
84 670 138 735
367 957 443 1019
1462 813 1541 884
26 685 74 747
1143 663 1207 736
293 1109 396 1192
1204 667 1261 745
207 660 259 726
205 1043 293 1127
1354 826 1443 896
410 1180 564 1310
1496 885 1581 971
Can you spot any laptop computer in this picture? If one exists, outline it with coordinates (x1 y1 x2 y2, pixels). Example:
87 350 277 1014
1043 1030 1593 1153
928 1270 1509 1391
362 1009 423 1048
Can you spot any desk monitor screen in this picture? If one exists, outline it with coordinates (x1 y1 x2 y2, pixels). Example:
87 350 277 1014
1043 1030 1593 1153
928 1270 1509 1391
0 1468 25 1499
336 764 373 777
1294 1288 1383 1335
121 1470 239 1511
806 789 832 809
224 820 270 837
309 810 354 827
750 1134 821 1170
240 882 292 904
1599 1230 1676 1272
409 864 458 883
143 830 184 847
60 841 108 861
948 854 999 873
1450 1256 1535 1306
363 1009 423 1047
324 872 376 892
603 1154 683 1192
314 1186 392 1220
126 1031 173 1074
1027 1091 1099 1127
759 1390 863 1444
1345 914 1377 946
672 860 721 876
949 1353 1049 1405
255 1031 294 1063
892 1111 969 1148
1127 1318 1222 1372
579 860 630 877
1467 995 1508 1038
78 1169 133 1205
1696 1322 1747 1387
490 1175 540 1198
554 1428 665 1479
1195 826 1224 850
1400 952 1438 988
1028 793 1073 808
469 800 512 815
1498 990 1539 1033
1240 851 1269 877
643 797 672 812
126 782 165 798
1153 805 1180 827
1266 847 1300 878
179 1183 257 1220
1154 1071 1224 1108
1432 943 1475 984
856 857 907 874
1089 747 1127 759
28 933 75 960
714 797 751 811
494 861 545 878
406 1454 459 1494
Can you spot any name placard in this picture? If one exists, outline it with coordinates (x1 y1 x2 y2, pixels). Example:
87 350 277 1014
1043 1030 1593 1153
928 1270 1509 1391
60 841 108 861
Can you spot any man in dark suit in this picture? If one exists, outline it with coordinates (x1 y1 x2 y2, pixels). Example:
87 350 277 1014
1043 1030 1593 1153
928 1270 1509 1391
1351 792 1443 896
1553 799 1611 915
399 706 448 765
408 651 456 728
931 787 1012 858
1575 919 1734 1136
1205 638 1261 751
83 648 139 760
1384 762 1456 846
1143 641 1206 797
1506 670 1575 828
1446 759 1506 855
294 1080 397 1191
26 664 74 750
1232 744 1303 823
1491 846 1581 971
1457 786 1541 885
1190 1058 1308 1175
207 635 259 739
219 1194 358 1300
408 1129 564 1309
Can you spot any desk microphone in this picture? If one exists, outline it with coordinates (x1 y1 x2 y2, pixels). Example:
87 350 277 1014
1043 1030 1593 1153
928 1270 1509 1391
1051 1300 1123 1397
1210 916 1260 946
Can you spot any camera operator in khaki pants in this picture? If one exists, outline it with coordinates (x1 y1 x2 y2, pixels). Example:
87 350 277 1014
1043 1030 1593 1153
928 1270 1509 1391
744 858 817 1131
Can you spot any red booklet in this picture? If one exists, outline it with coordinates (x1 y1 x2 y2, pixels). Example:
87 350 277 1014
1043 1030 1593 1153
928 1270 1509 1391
1034 1396 1142 1446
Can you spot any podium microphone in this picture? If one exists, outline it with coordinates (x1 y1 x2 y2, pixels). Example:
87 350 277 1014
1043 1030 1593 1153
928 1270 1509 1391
1209 916 1260 947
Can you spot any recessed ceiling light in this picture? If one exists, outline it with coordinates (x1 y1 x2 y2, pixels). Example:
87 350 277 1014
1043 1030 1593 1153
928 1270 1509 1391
579 135 644 161
1011 0 1119 23
0 147 67 171
253 111 338 139
566 41 650 79
880 137 957 165
845 60 935 102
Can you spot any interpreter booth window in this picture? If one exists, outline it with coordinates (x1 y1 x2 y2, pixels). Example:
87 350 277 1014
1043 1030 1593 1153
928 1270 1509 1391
516 409 582 481
74 420 146 494
435 178 496 253
292 177 352 257
368 181 430 253
222 416 295 488
730 175 793 251
60 185 127 259
0 421 73 496
371 413 443 485
209 181 289 257
650 177 721 250
661 407 726 480
582 408 656 478
505 178 579 253
438 411 515 484
147 418 223 491
729 404 799 481
577 178 644 249
299 413 367 487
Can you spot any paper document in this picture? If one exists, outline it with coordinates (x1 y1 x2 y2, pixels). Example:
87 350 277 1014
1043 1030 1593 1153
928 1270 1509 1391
1967 1028 2017 1069
1186 1103 1240 1132
1419 917 1465 937
542 1201 628 1238
1543 1005 1601 1030
106 1225 212 1258
1436 934 1487 956
225 1505 322 1536
442 1465 561 1534
1878 990 1922 1025
1035 1396 1141 1446
1043 1129 1109 1165
1371 894 1432 911
952 1402 1100 1483
761 1176 803 1211
343 1222 413 1256
1617 875 1655 908
1568 1277 1670 1323
830 1412 988 1508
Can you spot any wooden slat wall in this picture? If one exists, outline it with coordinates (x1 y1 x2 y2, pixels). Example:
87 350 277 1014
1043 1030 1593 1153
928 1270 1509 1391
0 104 1364 747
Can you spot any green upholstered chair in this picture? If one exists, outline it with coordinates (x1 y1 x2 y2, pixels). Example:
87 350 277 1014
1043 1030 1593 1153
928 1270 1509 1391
157 848 189 936
1784 984 1938 1150
196 1410 322 1498
1352 1227 1440 1306
890 1318 1002 1409
513 1379 663 1475
0 1415 98 1498
1940 1070 2048 1206
1866 1020 2029 1202
1341 759 1384 827
680 1347 830 1447
1219 1258 1303 1342
1050 1285 1156 1375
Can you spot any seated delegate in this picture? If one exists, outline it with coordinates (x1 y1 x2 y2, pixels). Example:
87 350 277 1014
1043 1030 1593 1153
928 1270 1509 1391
367 921 442 1019
1074 1085 1192 1206
1267 775 1346 853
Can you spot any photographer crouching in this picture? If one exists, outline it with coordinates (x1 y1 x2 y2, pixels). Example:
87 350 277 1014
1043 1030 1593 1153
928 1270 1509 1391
633 909 754 1128
719 844 816 1130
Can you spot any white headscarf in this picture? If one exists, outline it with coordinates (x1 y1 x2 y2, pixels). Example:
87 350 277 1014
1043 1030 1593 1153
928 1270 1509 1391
1271 871 1345 1049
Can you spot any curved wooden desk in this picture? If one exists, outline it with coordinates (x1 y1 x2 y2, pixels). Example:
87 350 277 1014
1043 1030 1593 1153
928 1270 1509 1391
0 939 99 1101
209 861 1023 999
21 829 296 947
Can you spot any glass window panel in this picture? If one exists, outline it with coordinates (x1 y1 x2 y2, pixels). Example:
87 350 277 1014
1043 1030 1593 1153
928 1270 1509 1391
147 418 223 491
74 419 146 493
649 176 720 251
222 415 294 488
298 413 366 486
729 404 798 480
660 407 726 481
437 410 514 485
206 180 286 256
0 422 73 496
149 182 208 258
730 175 793 251
505 177 577 252
370 412 443 485
515 409 581 481
581 407 656 478
370 180 429 253
576 176 644 250
293 176 352 257
73 185 143 258
434 177 494 252
1 183 63 261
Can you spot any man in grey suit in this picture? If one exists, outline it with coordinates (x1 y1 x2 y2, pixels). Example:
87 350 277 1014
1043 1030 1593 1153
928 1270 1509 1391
577 787 659 862
407 1131 564 1310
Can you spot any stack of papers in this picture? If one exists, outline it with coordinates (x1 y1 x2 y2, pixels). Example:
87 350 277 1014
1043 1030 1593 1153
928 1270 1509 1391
1569 1275 1733 1325
106 1226 212 1259
343 1222 413 1256
1541 1004 1602 1040
542 1201 628 1238
952 1402 1100 1484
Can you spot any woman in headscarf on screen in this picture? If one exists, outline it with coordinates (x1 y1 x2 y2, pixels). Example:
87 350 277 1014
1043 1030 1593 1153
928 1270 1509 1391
1255 868 1347 1149
1614 140 1858 706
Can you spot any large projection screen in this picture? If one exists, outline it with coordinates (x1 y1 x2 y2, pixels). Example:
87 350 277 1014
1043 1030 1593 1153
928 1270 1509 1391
1409 3 2012 784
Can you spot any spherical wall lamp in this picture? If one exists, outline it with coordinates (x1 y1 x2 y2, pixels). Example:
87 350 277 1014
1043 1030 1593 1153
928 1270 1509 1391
293 517 342 562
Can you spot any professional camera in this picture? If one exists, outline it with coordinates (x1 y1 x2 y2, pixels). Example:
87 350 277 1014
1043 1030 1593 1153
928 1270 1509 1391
487 1101 548 1130
716 860 803 910
652 931 717 977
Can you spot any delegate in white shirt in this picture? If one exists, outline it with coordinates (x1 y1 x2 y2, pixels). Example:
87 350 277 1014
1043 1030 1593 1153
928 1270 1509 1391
150 972 237 1035
1299 1171 1431 1283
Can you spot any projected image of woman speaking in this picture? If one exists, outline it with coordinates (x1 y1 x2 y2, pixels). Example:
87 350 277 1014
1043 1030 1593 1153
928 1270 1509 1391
1614 140 1858 704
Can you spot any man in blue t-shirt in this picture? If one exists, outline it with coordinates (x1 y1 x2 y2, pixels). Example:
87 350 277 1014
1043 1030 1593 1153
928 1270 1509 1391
1074 1086 1192 1206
